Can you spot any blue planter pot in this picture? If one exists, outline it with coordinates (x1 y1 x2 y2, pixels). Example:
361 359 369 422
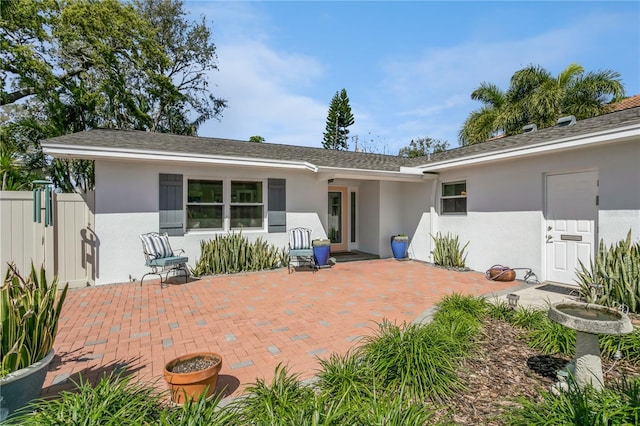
313 245 331 267
0 349 55 420
390 238 408 259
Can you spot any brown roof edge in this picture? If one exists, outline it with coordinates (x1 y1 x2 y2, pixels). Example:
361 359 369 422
607 94 640 112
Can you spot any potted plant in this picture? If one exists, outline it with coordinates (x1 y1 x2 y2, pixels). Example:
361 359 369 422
390 234 409 259
312 238 331 267
163 351 223 404
0 263 68 419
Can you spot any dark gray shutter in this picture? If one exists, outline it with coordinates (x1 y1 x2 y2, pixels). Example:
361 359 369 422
268 178 286 233
159 174 184 236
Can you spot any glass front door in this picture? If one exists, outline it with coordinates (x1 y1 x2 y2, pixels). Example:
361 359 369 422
328 187 347 251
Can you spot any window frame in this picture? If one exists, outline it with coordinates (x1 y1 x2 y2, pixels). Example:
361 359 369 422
440 180 467 215
184 177 267 232
229 180 265 230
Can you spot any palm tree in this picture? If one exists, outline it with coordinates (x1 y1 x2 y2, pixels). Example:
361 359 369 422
459 63 625 145
458 83 507 145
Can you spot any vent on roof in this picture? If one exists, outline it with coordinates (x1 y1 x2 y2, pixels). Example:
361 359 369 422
522 123 537 133
557 115 576 127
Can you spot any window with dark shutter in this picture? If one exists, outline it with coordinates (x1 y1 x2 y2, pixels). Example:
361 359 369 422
159 174 184 236
267 178 286 233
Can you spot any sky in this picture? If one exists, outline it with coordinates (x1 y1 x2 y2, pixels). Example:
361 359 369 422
187 1 640 155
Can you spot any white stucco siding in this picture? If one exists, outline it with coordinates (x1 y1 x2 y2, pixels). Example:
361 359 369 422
432 139 640 280
358 181 380 255
93 160 326 285
596 140 640 243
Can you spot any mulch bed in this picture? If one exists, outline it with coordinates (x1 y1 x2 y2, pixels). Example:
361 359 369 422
433 317 640 425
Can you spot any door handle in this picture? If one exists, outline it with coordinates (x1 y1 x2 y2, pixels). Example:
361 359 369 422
546 235 553 243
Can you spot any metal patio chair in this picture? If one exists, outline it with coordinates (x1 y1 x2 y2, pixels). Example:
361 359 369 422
287 227 316 273
140 232 189 287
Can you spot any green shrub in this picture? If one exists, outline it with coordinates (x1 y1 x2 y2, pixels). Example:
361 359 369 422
1 263 68 377
576 230 640 313
511 306 549 330
486 299 516 322
6 374 164 425
430 232 469 268
351 390 435 425
8 373 236 425
600 328 640 362
528 319 576 356
504 376 640 425
435 293 488 319
192 232 286 276
357 320 465 402
227 364 316 424
315 350 375 405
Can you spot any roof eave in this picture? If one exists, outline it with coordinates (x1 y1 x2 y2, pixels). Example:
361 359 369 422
41 144 319 172
416 124 640 172
317 166 431 182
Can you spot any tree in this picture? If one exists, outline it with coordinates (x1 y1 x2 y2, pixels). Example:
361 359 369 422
459 63 625 145
398 137 449 158
351 133 389 154
248 135 265 143
322 89 354 150
0 0 226 192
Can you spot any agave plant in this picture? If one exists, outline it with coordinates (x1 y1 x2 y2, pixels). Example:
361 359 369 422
1 263 68 376
192 231 286 276
575 230 640 313
430 232 469 268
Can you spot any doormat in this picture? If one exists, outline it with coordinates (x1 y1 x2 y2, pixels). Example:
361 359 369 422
536 284 579 296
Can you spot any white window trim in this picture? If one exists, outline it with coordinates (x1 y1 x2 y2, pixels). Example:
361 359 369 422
185 176 267 232
440 180 467 215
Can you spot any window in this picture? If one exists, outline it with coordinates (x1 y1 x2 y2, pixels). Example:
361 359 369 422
186 179 264 231
441 181 467 214
187 179 223 229
230 181 263 229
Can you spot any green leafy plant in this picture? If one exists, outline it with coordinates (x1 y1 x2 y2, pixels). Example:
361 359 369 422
192 231 286 276
358 319 465 402
504 376 640 426
1 263 68 377
575 230 640 313
315 350 375 405
430 232 469 268
600 328 640 362
7 373 163 424
7 373 236 425
528 320 576 356
227 364 316 424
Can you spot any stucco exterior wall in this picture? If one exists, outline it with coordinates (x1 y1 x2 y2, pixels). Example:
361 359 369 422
433 139 639 281
94 160 326 285
358 181 381 256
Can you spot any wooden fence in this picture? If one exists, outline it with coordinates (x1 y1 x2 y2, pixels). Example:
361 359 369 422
0 190 95 288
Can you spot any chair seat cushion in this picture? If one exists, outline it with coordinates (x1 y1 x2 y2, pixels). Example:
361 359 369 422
289 249 314 256
146 256 188 268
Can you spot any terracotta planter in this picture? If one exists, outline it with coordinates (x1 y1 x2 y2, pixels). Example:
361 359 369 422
163 352 222 405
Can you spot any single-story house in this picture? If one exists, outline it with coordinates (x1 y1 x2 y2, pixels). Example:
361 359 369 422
41 106 640 286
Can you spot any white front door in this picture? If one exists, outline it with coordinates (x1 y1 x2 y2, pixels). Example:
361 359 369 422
545 171 598 284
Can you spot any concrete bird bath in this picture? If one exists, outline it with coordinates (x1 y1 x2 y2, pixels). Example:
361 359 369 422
548 302 633 391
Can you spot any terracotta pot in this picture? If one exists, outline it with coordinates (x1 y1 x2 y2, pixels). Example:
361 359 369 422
163 352 222 404
487 267 516 282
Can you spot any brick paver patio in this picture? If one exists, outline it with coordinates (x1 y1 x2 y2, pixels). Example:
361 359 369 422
42 259 519 400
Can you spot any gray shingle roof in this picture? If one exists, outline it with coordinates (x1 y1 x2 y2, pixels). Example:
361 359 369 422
43 107 640 172
44 129 412 172
405 107 640 166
